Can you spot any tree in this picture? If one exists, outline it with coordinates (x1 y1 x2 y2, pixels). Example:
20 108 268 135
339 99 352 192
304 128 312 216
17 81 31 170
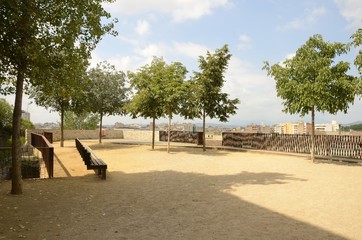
263 34 358 162
0 99 13 146
0 0 116 194
29 50 90 147
0 99 12 130
87 62 128 143
160 61 188 153
127 57 168 150
64 111 99 130
187 45 239 151
352 28 362 75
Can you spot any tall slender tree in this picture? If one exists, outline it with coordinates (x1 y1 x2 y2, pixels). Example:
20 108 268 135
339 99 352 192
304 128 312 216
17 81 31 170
0 0 116 194
87 62 128 143
263 34 358 162
161 61 188 153
187 45 239 151
127 57 167 150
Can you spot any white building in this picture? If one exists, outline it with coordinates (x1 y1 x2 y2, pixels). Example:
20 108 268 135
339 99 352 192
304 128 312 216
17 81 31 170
315 120 339 133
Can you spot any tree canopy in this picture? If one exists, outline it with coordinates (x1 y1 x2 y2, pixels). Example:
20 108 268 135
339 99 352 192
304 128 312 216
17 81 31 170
263 34 359 161
127 57 168 149
352 27 362 75
87 61 128 143
0 0 116 194
187 45 239 151
64 111 99 130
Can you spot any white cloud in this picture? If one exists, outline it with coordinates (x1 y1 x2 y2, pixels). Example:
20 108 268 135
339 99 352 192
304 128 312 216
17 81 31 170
135 20 150 36
223 57 283 123
173 42 209 59
334 0 362 29
117 35 140 46
277 7 327 31
135 43 167 58
237 34 252 50
105 0 229 22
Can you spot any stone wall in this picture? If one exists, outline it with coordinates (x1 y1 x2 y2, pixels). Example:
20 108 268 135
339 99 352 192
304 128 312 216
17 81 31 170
122 129 160 142
26 129 161 142
26 129 124 143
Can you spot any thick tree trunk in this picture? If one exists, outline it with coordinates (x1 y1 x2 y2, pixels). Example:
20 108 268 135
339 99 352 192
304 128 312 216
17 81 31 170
202 109 206 151
99 112 103 144
60 105 64 147
11 70 25 194
311 108 315 162
151 117 155 150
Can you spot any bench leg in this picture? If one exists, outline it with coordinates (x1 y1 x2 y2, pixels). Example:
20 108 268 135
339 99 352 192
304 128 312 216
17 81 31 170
101 169 106 180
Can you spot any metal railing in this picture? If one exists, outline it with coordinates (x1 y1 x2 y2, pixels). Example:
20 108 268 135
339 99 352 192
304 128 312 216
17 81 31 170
31 133 54 178
222 133 362 160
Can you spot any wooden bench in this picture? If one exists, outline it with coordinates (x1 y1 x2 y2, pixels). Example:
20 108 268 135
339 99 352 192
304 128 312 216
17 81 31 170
75 138 107 179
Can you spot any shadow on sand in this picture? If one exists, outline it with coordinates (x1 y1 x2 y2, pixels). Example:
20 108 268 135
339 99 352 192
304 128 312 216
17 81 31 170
0 169 346 240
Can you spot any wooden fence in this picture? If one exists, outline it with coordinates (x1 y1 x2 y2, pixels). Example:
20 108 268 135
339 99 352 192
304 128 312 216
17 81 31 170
222 133 362 160
159 131 203 145
31 133 54 178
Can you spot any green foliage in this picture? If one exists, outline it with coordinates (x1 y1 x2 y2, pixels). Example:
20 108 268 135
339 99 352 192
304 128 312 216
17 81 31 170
87 61 128 117
127 57 168 120
0 0 116 193
263 34 358 117
263 34 359 161
64 111 99 130
188 44 240 122
87 61 128 143
184 45 239 150
127 57 188 150
347 123 362 131
0 99 12 129
0 99 34 146
351 28 362 75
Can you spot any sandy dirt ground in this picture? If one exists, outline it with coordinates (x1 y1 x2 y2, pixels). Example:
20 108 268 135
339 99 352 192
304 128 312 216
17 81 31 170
1 140 362 240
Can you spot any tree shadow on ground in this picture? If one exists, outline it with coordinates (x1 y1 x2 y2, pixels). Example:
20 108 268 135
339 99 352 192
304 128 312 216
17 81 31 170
0 170 346 240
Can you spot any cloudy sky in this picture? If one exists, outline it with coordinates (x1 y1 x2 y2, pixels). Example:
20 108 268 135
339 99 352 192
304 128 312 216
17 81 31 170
3 0 362 126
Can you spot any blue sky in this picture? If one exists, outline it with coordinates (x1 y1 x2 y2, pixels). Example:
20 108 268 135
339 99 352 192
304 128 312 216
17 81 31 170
3 0 362 126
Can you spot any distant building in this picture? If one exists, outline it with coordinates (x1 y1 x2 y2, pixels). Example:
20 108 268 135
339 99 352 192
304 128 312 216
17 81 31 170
244 124 272 134
244 124 260 133
274 121 311 135
315 120 339 134
273 120 338 135
21 110 30 121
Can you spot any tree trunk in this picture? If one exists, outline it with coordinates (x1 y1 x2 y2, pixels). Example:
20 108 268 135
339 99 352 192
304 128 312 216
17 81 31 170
311 108 315 162
11 70 25 194
99 112 103 144
60 105 64 147
151 117 155 150
167 114 171 153
202 109 206 151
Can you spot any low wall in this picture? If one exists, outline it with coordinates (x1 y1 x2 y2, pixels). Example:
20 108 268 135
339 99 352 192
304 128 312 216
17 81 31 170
26 129 161 143
122 129 160 142
27 129 124 142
